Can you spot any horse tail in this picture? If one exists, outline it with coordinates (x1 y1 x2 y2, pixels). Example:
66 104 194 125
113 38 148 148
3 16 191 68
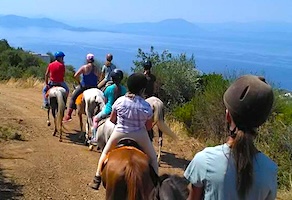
56 89 66 132
125 164 139 200
124 153 148 200
149 97 178 140
157 120 178 140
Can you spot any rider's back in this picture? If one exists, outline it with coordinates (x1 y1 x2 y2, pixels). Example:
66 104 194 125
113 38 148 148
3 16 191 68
184 144 277 200
81 64 98 87
48 60 65 83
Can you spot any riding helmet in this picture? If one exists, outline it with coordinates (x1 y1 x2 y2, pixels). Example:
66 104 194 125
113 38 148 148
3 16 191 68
106 54 113 62
143 59 152 70
54 51 65 58
110 69 124 82
86 53 94 62
223 75 274 129
127 73 147 94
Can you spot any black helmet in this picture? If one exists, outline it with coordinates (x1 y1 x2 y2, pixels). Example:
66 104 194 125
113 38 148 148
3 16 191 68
143 59 152 70
127 73 147 94
106 54 113 62
110 69 123 82
223 75 274 129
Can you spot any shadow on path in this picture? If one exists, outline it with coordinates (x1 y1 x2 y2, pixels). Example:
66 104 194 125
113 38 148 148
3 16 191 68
0 163 23 200
160 151 191 171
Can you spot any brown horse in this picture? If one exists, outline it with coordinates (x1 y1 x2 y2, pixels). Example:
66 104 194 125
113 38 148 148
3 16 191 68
100 140 189 200
101 140 158 200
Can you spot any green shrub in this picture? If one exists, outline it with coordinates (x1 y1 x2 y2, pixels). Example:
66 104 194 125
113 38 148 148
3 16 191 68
173 73 229 141
132 46 200 108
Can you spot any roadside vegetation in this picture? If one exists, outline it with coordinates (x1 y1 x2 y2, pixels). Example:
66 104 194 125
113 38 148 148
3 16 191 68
0 39 291 192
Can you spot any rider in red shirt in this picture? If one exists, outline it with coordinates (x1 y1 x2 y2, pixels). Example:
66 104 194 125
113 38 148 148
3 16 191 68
42 51 69 109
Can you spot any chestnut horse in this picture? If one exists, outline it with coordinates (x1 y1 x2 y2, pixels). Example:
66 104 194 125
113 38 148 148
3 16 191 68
101 140 158 200
100 140 189 200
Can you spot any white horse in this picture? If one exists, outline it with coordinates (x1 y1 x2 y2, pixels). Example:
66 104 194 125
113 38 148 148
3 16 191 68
76 88 105 143
96 96 177 165
46 86 67 142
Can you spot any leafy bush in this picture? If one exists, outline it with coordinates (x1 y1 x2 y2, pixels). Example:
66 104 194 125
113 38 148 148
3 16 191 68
132 46 200 108
173 73 229 140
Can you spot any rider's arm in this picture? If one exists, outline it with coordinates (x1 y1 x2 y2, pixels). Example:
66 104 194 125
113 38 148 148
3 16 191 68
109 110 117 124
74 66 84 85
187 184 203 200
100 65 106 81
45 66 50 85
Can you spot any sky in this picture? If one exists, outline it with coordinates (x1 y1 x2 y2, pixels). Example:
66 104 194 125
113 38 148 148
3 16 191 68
1 0 292 24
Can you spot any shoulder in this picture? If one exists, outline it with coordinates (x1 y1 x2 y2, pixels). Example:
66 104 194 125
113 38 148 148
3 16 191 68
113 95 126 106
255 153 278 172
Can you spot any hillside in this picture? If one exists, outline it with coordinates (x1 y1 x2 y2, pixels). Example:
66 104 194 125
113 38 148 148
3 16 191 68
0 15 94 32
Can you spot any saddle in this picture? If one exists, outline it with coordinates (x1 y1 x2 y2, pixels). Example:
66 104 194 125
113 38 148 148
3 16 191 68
45 84 63 98
116 138 142 151
101 138 145 172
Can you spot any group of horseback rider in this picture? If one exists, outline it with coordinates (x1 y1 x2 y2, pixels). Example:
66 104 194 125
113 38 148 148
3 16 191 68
43 51 277 199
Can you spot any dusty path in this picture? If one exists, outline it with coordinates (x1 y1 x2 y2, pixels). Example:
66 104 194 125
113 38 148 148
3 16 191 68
0 84 198 200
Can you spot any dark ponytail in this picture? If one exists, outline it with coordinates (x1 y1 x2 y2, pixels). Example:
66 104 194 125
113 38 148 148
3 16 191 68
231 129 258 199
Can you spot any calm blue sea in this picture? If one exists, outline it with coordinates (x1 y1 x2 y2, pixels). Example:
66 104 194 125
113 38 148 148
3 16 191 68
1 27 291 90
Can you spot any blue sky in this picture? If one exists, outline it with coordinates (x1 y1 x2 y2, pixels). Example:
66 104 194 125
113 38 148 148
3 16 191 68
1 0 292 23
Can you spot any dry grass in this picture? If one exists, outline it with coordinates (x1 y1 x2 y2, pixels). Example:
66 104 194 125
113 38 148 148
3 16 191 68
2 77 43 89
163 116 205 159
277 190 292 200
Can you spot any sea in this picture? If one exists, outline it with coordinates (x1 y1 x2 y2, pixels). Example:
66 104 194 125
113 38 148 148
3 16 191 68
1 27 291 90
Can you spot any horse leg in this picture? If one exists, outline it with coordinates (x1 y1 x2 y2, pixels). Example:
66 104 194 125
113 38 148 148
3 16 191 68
157 128 163 166
59 122 62 142
47 107 51 126
53 116 57 136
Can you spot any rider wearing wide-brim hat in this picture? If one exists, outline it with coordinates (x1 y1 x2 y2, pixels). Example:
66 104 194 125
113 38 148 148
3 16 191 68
90 73 158 190
184 75 277 199
42 51 69 109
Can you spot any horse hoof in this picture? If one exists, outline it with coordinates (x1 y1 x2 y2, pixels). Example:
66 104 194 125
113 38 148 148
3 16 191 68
59 139 62 142
53 132 56 136
47 122 51 126
89 145 94 151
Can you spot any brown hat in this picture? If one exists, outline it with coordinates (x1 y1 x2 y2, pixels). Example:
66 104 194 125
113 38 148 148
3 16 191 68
223 75 274 128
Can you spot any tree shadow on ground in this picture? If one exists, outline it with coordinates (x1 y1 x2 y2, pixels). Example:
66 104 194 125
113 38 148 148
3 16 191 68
160 151 191 171
0 165 23 200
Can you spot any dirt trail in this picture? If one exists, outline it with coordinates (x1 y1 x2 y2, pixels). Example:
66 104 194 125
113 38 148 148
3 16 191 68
0 84 199 200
